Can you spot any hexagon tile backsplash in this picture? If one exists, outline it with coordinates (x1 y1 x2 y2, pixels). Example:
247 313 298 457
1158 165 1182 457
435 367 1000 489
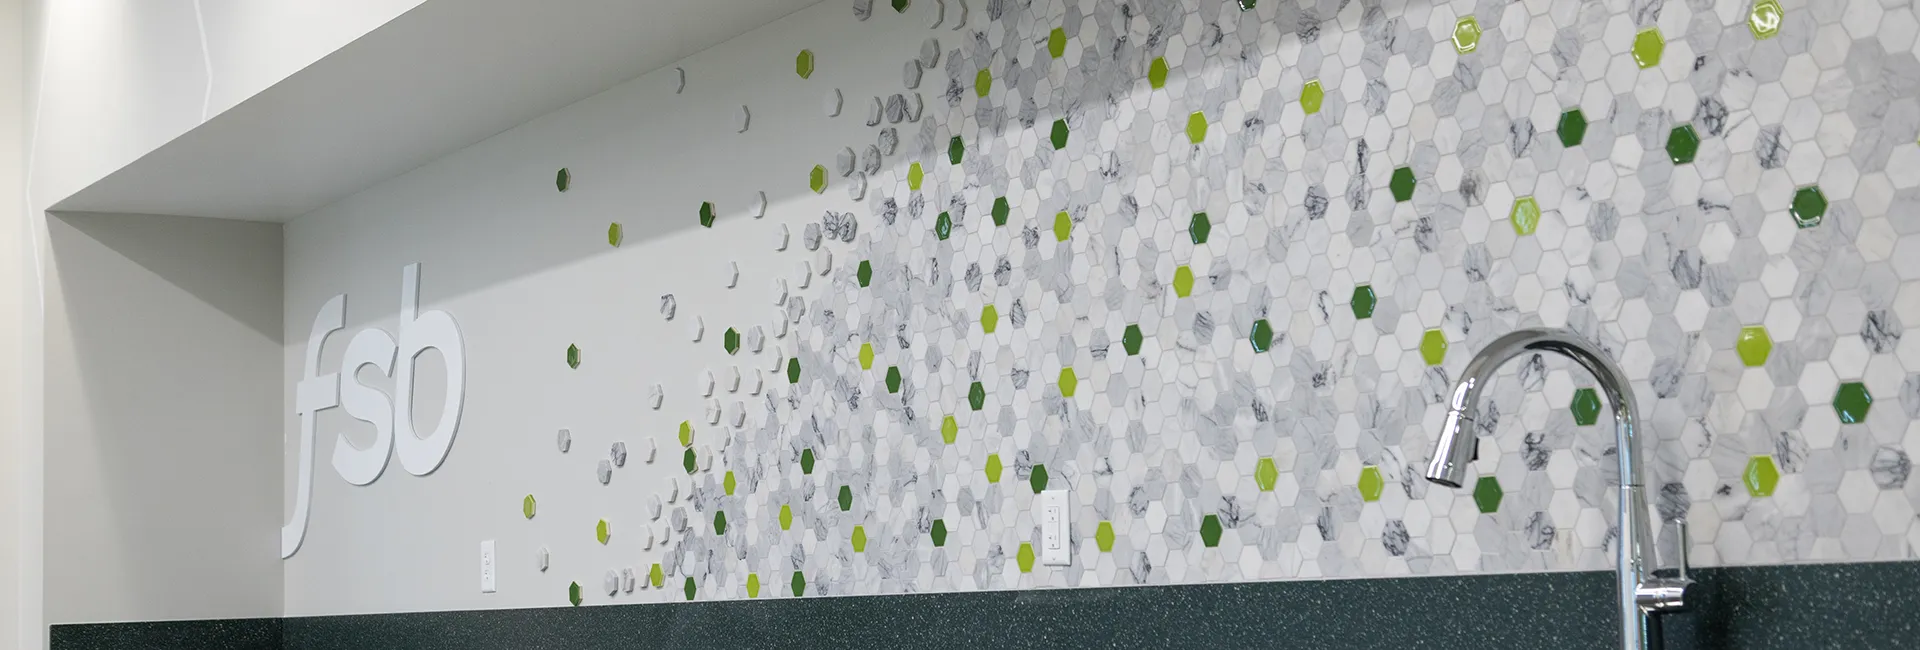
544 0 1920 605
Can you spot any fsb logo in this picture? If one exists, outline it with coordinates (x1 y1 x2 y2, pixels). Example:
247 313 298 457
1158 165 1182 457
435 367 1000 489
281 263 467 558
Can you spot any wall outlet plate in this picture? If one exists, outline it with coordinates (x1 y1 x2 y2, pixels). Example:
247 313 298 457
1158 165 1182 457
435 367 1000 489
480 540 497 592
1038 490 1070 566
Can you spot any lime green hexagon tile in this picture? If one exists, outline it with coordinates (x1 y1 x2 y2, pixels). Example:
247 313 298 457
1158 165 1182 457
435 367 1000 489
791 571 807 597
568 581 582 606
858 260 873 287
1558 109 1587 147
679 420 694 447
908 162 925 191
1047 28 1067 59
941 415 958 444
809 164 827 194
1667 124 1700 164
969 381 986 410
713 510 728 535
596 519 611 544
522 494 537 519
974 68 992 97
992 196 1011 226
1749 0 1784 40
747 573 761 598
837 485 854 511
886 366 902 393
1122 324 1144 355
1250 319 1274 353
795 49 815 79
1199 514 1223 547
650 564 665 588
1301 79 1324 115
1358 466 1384 502
1453 16 1481 54
1835 382 1873 424
981 304 999 334
1744 455 1780 497
555 168 572 192
800 448 816 474
1633 28 1665 68
1050 119 1069 149
1173 266 1195 297
607 222 623 247
986 454 1004 483
1511 196 1541 235
859 342 875 370
1148 57 1169 89
1352 285 1376 319
724 471 738 496
1095 521 1116 552
1390 167 1415 202
683 448 697 474
1059 367 1078 397
566 344 581 369
1190 212 1211 244
1420 329 1448 366
935 211 953 240
851 525 868 552
683 577 697 601
931 519 949 546
1472 476 1503 513
779 504 794 530
1792 186 1828 228
699 201 716 228
1017 543 1036 572
1255 458 1278 491
1030 464 1049 493
1186 111 1208 144
1051 211 1072 241
1571 388 1603 426
949 136 965 164
1738 326 1773 367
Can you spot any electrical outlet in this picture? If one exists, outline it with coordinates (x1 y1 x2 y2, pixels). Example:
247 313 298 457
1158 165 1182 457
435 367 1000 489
1039 490 1070 566
480 540 497 593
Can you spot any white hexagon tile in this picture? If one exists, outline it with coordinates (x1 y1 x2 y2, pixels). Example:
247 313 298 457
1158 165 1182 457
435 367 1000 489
534 0 1920 606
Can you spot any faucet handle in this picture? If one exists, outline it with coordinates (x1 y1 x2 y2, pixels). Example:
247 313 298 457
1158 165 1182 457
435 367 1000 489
1673 518 1689 581
1638 518 1697 614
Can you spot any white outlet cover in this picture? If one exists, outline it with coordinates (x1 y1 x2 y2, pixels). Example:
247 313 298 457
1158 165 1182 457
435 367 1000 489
1039 489 1071 566
480 540 497 593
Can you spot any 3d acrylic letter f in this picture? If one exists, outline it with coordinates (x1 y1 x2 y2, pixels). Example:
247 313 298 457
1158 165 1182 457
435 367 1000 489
282 263 467 559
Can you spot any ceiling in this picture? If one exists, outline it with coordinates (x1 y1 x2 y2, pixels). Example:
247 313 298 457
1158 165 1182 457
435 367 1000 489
51 0 823 222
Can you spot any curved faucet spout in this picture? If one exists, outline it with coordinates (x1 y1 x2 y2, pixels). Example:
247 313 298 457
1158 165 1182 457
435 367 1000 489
1422 327 1684 650
1423 328 1640 491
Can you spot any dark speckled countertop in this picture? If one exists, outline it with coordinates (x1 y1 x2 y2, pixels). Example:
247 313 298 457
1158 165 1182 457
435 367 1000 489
52 561 1920 650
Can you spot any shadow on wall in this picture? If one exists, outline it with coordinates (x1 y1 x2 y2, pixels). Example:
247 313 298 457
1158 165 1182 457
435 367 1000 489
43 212 285 623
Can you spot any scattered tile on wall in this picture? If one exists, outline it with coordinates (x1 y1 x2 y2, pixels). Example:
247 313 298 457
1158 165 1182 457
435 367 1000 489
530 0 1920 607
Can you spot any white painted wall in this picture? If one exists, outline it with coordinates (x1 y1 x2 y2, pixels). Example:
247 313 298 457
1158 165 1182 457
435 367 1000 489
22 0 425 209
15 1 419 642
41 212 285 626
279 1 908 614
0 0 27 646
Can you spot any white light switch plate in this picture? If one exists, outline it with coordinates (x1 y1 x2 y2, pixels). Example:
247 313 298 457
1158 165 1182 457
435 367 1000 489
1039 489 1070 566
480 540 497 593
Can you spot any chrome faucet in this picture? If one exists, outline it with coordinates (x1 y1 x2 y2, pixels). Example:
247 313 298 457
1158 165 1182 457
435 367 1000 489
1424 328 1694 650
